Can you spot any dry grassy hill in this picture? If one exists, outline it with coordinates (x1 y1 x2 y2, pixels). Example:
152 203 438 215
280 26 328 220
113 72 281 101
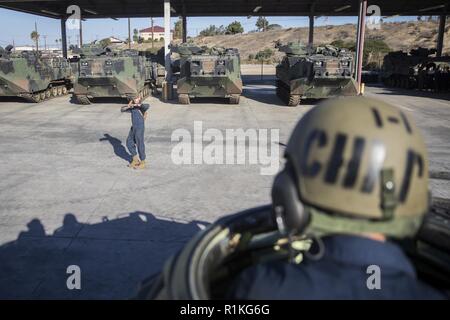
119 20 449 64
193 20 450 62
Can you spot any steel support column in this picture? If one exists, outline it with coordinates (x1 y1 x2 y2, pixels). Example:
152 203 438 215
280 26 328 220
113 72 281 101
308 2 315 45
436 12 447 57
164 0 172 81
61 18 67 58
355 0 367 94
128 18 132 49
79 19 83 47
182 2 187 43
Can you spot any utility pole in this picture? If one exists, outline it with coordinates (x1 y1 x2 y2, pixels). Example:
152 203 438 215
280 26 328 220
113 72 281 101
79 19 83 47
128 18 132 49
43 35 47 52
35 22 39 51
151 17 154 49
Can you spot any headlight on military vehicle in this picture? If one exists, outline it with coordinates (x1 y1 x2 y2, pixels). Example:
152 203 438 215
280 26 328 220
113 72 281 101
105 60 113 66
341 61 350 67
315 61 324 66
81 61 89 67
217 60 225 65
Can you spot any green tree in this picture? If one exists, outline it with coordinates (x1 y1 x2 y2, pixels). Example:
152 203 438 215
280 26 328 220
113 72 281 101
330 39 345 48
255 48 274 61
174 19 183 39
99 38 111 48
199 25 225 37
330 39 390 68
256 16 269 32
267 24 282 30
226 21 244 34
364 39 391 69
30 30 40 51
133 28 139 42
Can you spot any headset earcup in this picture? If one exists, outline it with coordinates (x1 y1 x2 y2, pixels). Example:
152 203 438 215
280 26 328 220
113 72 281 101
272 169 310 233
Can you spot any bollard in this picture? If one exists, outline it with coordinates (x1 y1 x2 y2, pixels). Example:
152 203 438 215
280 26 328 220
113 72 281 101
162 81 173 101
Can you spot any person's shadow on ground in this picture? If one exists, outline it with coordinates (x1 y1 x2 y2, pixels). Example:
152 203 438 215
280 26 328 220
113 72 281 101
99 133 132 163
0 211 208 299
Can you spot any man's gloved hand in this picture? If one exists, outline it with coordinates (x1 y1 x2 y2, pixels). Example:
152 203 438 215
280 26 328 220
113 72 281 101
121 105 131 112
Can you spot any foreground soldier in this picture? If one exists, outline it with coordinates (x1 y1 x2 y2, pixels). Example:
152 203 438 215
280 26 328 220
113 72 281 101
228 97 446 299
121 97 149 169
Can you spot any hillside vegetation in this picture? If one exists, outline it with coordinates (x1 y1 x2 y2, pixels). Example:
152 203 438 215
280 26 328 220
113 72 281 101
119 20 449 67
194 20 449 63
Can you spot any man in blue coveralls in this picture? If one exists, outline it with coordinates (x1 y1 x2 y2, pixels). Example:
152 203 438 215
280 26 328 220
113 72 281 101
121 97 149 169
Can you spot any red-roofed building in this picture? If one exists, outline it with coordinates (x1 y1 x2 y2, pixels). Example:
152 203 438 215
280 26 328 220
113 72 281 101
139 26 173 41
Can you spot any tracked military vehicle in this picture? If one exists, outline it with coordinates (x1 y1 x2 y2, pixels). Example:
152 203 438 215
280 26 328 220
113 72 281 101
144 47 166 92
171 44 243 104
0 45 73 102
381 47 437 89
275 42 358 106
138 196 450 300
73 45 153 105
416 56 450 92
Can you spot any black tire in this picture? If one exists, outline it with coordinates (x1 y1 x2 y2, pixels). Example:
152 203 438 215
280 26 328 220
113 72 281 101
75 95 91 105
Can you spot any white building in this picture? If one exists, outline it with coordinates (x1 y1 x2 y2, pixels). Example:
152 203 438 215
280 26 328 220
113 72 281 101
139 26 173 41
14 46 36 51
109 37 125 44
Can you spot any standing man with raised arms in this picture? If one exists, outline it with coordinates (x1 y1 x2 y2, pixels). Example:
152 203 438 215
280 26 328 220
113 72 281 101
121 97 149 170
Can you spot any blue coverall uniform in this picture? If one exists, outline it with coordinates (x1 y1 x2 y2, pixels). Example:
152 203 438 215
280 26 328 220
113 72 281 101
227 235 447 300
126 103 149 161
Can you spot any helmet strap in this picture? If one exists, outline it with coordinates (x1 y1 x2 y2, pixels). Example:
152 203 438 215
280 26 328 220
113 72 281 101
380 168 397 220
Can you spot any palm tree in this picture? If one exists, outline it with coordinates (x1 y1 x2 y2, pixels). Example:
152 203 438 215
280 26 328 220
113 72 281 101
30 31 40 51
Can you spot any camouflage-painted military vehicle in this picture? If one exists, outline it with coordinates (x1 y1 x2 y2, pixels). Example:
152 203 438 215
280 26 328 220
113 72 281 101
417 56 450 92
381 47 437 89
137 196 450 299
275 42 358 106
143 47 166 92
73 45 153 105
171 44 243 104
0 45 74 102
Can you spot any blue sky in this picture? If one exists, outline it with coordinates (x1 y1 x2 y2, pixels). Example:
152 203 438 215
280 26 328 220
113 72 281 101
0 7 420 48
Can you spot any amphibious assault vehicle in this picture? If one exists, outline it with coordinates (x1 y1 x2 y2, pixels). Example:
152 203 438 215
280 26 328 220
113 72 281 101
416 56 450 92
144 47 166 91
73 45 153 105
0 45 74 102
171 44 243 104
275 42 358 106
138 190 450 299
381 47 437 89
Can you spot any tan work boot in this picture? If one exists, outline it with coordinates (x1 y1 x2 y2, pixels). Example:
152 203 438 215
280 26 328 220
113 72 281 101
128 155 140 168
134 160 146 170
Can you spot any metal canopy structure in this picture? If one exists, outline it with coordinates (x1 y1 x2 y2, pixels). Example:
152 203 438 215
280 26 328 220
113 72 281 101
0 0 449 18
0 0 448 97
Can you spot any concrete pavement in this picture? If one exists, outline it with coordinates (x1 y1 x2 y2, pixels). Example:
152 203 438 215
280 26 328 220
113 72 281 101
0 83 448 298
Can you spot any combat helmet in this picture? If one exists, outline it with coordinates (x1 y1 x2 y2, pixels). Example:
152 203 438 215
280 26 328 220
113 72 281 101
272 96 429 238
